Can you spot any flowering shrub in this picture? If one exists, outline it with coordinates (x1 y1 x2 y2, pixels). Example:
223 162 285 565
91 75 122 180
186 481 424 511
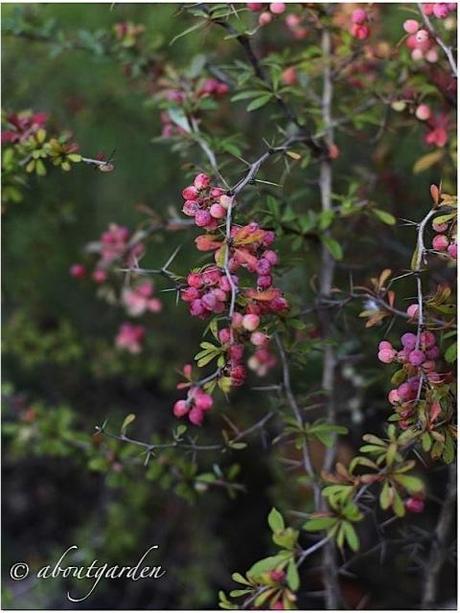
3 3 457 610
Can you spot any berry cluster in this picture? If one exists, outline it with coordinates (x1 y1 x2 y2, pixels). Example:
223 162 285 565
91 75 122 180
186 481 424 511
378 331 449 429
350 8 371 40
174 173 290 424
403 20 439 63
247 3 287 27
71 223 144 285
121 280 162 317
173 384 214 426
181 173 227 230
115 322 146 354
423 2 457 19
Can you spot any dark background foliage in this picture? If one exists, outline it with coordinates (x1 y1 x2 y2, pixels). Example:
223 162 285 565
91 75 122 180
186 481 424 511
2 3 456 610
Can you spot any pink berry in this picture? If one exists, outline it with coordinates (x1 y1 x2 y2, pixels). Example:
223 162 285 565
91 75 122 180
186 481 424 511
388 389 400 405
269 2 285 14
188 406 204 426
173 400 189 418
247 2 263 10
415 104 431 121
229 343 245 361
281 66 298 86
270 569 286 582
379 340 393 351
181 287 200 302
263 250 279 265
405 497 425 513
401 332 417 350
433 3 449 18
92 269 107 284
194 392 213 412
251 331 269 346
219 328 231 344
415 29 429 43
448 243 457 259
378 348 396 364
70 263 86 279
195 210 212 227
350 23 370 39
259 11 272 25
182 185 199 200
232 313 244 328
398 382 412 401
403 19 420 34
351 8 368 24
219 195 233 209
242 314 260 331
194 173 210 190
182 200 199 216
190 299 206 317
187 272 203 288
432 234 449 251
406 304 419 319
257 275 273 289
409 349 425 366
425 48 439 63
209 203 227 219
426 346 440 360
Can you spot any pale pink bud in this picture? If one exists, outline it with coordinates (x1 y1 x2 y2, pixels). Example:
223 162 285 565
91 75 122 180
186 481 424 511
406 304 419 319
415 104 431 121
269 2 286 14
242 314 260 331
259 11 272 25
250 331 269 346
403 19 420 34
209 203 227 219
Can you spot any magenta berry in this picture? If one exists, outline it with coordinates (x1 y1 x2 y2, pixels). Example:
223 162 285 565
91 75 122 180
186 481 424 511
70 263 86 279
405 497 425 513
401 332 417 350
432 234 449 251
173 400 189 418
351 8 368 24
409 349 425 366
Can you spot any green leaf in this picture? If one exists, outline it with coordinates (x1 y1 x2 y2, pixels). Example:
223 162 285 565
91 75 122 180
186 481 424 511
373 209 396 225
393 474 424 494
170 20 204 46
286 558 299 591
246 94 273 112
303 516 337 531
231 572 251 586
321 236 343 260
121 413 136 434
247 554 289 577
342 521 359 552
445 342 457 363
